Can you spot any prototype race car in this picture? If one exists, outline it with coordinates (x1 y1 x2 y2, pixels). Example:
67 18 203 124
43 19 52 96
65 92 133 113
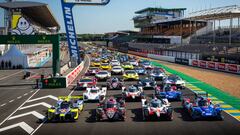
142 61 153 70
77 77 97 90
111 66 124 75
122 85 144 101
142 97 173 120
100 63 111 70
110 60 121 66
91 60 101 67
163 75 185 89
138 77 157 89
129 59 139 66
182 92 223 120
123 70 139 81
86 67 99 76
101 58 110 63
134 67 147 75
83 86 107 102
150 70 166 81
155 84 182 101
122 62 134 70
107 77 124 90
96 97 126 121
46 96 84 122
95 71 111 81
153 67 166 73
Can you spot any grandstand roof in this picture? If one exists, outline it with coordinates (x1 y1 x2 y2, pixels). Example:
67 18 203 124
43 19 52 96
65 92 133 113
135 7 186 14
188 5 240 20
0 1 60 30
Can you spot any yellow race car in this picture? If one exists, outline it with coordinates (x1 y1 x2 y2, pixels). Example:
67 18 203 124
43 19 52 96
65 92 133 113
47 96 84 121
101 58 110 63
122 62 134 70
91 61 101 67
100 63 111 70
123 70 139 81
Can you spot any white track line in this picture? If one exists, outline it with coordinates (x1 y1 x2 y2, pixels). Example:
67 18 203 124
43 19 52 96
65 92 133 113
0 103 6 107
0 70 23 81
31 55 91 135
0 89 40 126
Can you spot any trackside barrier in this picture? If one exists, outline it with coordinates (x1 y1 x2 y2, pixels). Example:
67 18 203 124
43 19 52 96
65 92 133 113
128 51 148 57
189 59 240 74
66 61 85 87
147 54 175 63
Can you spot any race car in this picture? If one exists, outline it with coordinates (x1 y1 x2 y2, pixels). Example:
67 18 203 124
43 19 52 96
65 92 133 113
86 67 99 76
83 86 107 102
91 60 101 67
153 67 166 73
142 61 153 70
96 97 126 121
155 84 182 101
77 77 97 90
101 58 109 63
182 92 223 120
111 66 124 75
107 77 124 90
122 70 139 81
110 60 121 66
46 96 84 122
100 63 111 70
150 70 166 81
95 71 111 81
122 62 134 70
138 77 157 89
142 96 173 121
134 67 147 75
129 59 139 66
122 85 144 101
163 74 185 89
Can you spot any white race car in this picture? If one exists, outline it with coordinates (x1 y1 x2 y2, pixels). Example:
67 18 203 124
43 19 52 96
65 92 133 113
129 60 139 66
163 75 185 89
83 86 107 102
110 60 121 66
111 66 124 75
95 71 111 80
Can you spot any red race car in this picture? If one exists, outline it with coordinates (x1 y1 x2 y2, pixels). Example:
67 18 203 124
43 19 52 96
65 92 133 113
77 77 97 90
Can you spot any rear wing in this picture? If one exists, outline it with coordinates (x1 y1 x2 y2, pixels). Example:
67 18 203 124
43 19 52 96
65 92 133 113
58 96 84 101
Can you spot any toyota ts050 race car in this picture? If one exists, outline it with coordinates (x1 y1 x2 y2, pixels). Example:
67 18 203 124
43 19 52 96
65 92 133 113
96 97 126 121
142 97 173 121
46 96 84 122
77 77 97 90
83 86 107 102
122 85 144 101
138 77 157 90
182 92 223 120
163 74 185 89
107 77 123 90
123 70 139 81
155 84 182 101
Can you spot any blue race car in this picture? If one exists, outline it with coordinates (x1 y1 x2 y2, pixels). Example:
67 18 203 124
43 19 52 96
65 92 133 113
150 70 166 81
182 92 223 120
134 67 147 75
155 84 182 101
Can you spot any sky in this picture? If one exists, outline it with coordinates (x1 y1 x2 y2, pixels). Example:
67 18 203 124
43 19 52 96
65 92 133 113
0 0 240 34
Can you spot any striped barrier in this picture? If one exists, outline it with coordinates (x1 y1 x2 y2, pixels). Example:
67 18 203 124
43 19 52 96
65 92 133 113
66 62 84 87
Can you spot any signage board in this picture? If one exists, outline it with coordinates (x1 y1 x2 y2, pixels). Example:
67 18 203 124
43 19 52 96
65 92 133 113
64 0 110 5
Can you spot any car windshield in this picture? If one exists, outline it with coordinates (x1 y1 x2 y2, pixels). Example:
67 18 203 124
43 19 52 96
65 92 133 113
90 89 98 93
98 72 107 75
60 102 70 109
144 62 150 65
106 103 117 108
123 63 130 65
135 67 143 70
141 79 150 83
198 100 208 106
125 71 136 74
150 101 162 108
113 67 121 70
112 79 118 83
152 70 162 74
128 87 137 92
130 60 136 62
90 68 98 70
168 76 180 81
101 63 109 66
80 79 92 83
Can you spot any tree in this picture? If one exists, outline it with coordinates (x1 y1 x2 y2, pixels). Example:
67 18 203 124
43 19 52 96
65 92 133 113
1 60 4 69
5 61 8 69
8 61 12 69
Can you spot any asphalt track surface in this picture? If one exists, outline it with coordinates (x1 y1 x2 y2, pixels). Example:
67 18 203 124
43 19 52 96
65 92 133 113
0 55 239 135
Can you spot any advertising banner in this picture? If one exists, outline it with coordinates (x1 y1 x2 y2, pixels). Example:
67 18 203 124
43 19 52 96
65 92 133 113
61 1 81 64
64 0 110 5
207 61 216 69
200 61 207 68
227 64 238 73
192 60 199 66
217 63 226 71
